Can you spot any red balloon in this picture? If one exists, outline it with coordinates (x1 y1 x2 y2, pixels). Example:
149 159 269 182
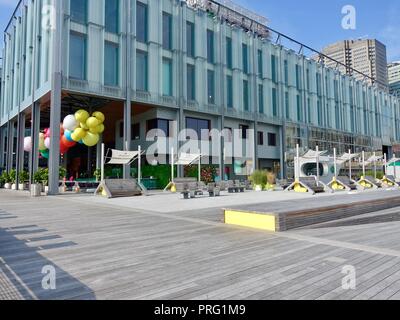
61 135 76 148
60 123 65 136
60 143 69 155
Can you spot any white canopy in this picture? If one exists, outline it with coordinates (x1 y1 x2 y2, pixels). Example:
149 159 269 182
365 155 383 166
301 150 328 159
337 152 359 165
175 153 201 165
106 149 141 165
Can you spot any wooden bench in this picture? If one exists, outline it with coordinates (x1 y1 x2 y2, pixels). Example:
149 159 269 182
337 176 358 190
208 183 221 197
366 176 381 188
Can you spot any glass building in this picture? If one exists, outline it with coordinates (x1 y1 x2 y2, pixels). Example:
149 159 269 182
1 0 400 194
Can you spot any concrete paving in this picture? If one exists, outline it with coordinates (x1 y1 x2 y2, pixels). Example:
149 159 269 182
1 188 400 300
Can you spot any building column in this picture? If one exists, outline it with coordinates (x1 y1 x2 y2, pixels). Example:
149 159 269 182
15 112 26 189
29 101 40 184
0 126 5 169
123 0 132 179
48 0 63 195
6 120 15 172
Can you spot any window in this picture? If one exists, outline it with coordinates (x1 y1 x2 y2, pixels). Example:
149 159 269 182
186 117 210 141
258 84 264 113
132 123 140 140
207 30 214 63
268 133 277 146
243 80 249 111
272 88 277 117
207 70 215 104
136 50 148 91
257 132 264 146
162 58 173 96
104 42 119 86
284 60 288 85
70 0 87 24
271 55 277 83
224 127 233 143
242 44 248 74
297 94 302 121
136 2 148 43
187 64 195 101
162 12 172 50
296 65 301 90
227 75 233 109
258 49 263 76
69 32 86 80
147 119 170 137
226 37 232 69
239 125 249 139
186 22 195 57
105 0 119 33
285 92 290 119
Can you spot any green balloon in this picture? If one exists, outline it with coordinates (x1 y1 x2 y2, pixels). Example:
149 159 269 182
40 150 49 159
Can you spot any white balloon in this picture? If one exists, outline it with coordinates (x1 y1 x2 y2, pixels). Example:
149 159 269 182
44 137 51 149
63 115 78 131
24 137 32 153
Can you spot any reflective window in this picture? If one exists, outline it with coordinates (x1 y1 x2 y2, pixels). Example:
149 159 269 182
243 80 249 111
187 64 195 101
69 32 86 80
226 37 232 69
207 30 214 63
163 12 172 50
105 0 119 33
207 70 215 104
258 84 264 113
186 22 195 57
242 44 248 74
162 58 173 96
71 0 87 24
136 50 148 91
227 75 233 108
137 2 148 43
104 42 119 86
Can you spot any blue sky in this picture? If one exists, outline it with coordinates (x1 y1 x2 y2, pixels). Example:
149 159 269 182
0 0 399 61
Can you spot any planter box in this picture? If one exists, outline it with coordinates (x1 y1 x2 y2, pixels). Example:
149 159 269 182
11 184 17 190
31 184 42 197
4 183 11 189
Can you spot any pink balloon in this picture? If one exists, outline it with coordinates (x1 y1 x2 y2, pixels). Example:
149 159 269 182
44 137 51 149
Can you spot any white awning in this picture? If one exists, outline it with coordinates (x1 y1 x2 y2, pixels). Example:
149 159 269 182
337 152 359 164
301 150 328 159
176 153 201 165
106 149 141 165
365 155 383 165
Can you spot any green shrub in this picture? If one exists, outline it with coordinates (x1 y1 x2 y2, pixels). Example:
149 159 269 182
249 170 268 187
142 164 175 189
358 170 384 180
19 170 29 183
9 169 17 184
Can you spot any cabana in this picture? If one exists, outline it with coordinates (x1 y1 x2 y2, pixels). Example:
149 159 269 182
328 149 359 192
95 144 146 198
356 151 379 190
164 148 203 192
382 154 400 188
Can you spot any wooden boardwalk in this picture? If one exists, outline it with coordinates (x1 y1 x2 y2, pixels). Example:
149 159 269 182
2 190 400 300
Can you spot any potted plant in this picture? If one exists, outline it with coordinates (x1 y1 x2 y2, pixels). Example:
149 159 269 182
264 171 277 191
2 172 12 189
31 170 43 197
18 170 30 191
9 169 17 190
250 170 267 192
94 169 101 182
0 172 5 188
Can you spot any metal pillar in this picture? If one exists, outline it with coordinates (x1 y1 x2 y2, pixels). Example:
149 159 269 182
48 0 63 195
29 102 40 184
123 0 132 179
349 149 352 180
0 126 5 169
6 120 15 172
15 112 26 189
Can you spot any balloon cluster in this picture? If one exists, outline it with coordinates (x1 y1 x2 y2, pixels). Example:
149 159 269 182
63 110 105 147
23 109 105 158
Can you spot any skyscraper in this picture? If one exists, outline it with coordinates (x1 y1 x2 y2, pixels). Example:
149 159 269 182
320 39 388 90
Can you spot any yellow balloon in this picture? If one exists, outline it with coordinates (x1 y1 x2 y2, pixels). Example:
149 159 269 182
82 132 100 147
86 117 100 129
71 128 87 142
80 122 89 130
98 124 105 134
92 111 105 124
75 110 90 123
